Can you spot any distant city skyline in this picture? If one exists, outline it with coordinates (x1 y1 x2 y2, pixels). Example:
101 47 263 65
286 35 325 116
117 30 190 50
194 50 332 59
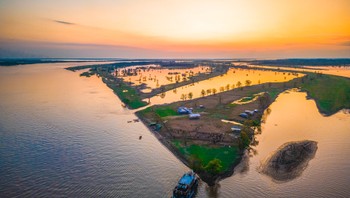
1 0 349 58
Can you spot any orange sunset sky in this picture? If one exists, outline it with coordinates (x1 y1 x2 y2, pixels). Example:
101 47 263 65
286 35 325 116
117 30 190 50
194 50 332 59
0 0 349 58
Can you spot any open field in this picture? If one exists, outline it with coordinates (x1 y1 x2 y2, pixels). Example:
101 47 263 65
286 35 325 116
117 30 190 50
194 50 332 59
172 140 240 172
301 74 350 115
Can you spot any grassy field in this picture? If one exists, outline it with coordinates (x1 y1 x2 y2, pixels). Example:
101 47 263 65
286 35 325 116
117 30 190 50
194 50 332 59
301 74 350 115
267 88 280 100
154 106 178 117
172 140 240 172
108 82 148 109
138 106 178 118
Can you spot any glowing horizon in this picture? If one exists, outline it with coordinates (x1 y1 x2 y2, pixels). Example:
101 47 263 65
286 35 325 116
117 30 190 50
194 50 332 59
0 0 349 58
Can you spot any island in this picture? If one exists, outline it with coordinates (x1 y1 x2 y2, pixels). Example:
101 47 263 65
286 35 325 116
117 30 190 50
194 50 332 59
66 59 350 185
259 140 318 182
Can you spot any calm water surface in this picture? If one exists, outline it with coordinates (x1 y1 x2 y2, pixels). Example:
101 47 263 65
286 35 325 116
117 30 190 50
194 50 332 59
1 63 349 197
148 68 302 105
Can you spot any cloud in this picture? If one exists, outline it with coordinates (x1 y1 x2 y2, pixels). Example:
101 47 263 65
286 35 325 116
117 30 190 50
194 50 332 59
52 20 76 25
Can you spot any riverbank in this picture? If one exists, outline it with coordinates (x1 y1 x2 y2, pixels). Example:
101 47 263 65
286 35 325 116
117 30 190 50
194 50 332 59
66 61 350 185
300 74 350 116
135 77 304 184
80 63 230 109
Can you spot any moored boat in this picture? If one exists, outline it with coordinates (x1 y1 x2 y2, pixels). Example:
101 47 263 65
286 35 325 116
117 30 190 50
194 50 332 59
172 171 199 198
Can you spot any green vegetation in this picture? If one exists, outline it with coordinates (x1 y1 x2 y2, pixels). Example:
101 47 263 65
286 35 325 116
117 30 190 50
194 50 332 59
80 71 94 77
137 105 178 118
154 106 177 117
109 82 147 109
239 131 251 149
172 140 239 173
204 159 223 175
238 97 253 103
301 74 350 115
267 88 280 99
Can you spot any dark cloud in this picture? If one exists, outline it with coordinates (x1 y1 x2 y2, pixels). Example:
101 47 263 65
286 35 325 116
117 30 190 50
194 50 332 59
53 20 75 25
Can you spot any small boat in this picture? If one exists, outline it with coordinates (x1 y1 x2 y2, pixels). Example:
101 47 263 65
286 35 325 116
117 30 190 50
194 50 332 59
172 171 199 198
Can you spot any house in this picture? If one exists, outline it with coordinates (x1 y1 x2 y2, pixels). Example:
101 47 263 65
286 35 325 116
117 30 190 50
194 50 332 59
245 110 255 116
231 126 241 133
239 112 249 118
189 113 200 120
178 107 192 114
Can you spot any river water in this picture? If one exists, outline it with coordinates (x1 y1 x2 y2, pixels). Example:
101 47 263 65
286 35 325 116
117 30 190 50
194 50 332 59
1 63 349 197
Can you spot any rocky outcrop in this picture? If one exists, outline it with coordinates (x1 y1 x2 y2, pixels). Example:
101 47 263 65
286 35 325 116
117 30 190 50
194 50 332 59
260 140 318 182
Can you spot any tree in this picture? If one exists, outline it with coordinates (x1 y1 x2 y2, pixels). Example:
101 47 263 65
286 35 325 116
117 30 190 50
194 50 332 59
189 155 203 172
212 88 217 95
245 80 252 87
201 89 206 97
258 93 271 109
240 131 251 149
236 81 243 90
206 89 212 95
188 92 193 100
226 84 230 91
205 159 222 175
219 86 224 92
180 93 187 101
236 81 242 90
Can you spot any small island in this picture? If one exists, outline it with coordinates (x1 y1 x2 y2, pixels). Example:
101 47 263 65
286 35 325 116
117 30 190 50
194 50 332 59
259 140 318 182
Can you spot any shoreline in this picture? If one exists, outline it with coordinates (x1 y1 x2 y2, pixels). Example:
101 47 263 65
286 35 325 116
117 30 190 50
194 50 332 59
134 79 299 185
135 111 245 185
65 62 350 185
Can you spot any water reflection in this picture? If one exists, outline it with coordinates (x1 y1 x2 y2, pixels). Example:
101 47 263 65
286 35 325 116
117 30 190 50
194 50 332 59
149 68 303 105
115 65 210 89
246 64 350 78
215 90 350 197
1 63 350 197
205 183 221 198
